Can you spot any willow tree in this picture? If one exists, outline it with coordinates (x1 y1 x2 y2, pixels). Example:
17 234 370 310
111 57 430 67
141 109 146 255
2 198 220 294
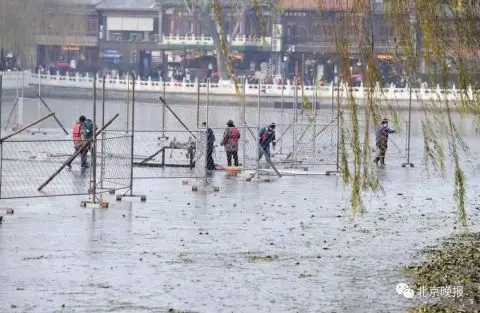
238 0 476 224
315 0 477 224
182 0 269 80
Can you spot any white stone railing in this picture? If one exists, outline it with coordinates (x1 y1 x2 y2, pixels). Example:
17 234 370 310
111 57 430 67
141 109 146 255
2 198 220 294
162 34 272 47
3 71 477 106
0 71 30 89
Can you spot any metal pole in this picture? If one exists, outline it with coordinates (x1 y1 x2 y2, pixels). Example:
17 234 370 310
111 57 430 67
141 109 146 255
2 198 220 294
331 80 334 145
196 79 200 129
91 76 97 203
0 113 55 142
292 77 297 162
0 74 2 138
162 78 166 136
37 73 41 131
206 79 210 128
204 79 210 186
406 82 412 164
100 76 106 189
280 77 284 154
336 79 340 172
102 76 106 127
256 80 261 179
0 141 3 199
129 75 135 196
16 72 18 100
38 114 119 191
242 77 246 169
301 53 305 121
313 77 317 155
126 74 130 133
38 96 68 134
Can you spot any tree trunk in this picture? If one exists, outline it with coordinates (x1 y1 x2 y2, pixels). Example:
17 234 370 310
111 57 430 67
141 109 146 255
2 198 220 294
203 10 229 80
210 26 229 80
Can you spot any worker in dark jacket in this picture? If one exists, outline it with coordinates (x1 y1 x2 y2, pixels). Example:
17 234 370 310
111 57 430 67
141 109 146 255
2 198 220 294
221 119 240 166
202 122 216 170
373 118 396 165
258 123 276 160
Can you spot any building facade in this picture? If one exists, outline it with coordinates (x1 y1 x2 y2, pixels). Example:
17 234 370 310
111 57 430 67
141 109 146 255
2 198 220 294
278 0 400 84
31 0 411 84
95 0 275 80
96 0 162 77
34 0 100 73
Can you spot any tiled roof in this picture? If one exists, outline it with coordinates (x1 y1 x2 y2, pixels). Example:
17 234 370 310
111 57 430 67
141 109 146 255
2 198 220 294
96 0 271 11
96 0 161 11
278 0 367 11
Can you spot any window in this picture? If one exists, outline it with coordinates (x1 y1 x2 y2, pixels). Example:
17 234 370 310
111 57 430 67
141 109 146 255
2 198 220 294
86 16 98 35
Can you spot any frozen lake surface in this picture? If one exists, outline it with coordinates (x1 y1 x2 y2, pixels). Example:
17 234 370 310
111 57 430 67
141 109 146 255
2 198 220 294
1 99 480 312
2 161 480 312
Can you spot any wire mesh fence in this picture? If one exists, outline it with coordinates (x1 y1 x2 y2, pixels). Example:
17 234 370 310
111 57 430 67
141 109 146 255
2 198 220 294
0 131 133 199
0 73 420 198
0 138 89 198
194 129 207 184
97 133 132 192
120 130 198 179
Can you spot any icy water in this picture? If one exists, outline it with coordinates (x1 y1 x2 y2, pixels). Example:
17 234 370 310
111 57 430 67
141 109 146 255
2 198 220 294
1 98 480 312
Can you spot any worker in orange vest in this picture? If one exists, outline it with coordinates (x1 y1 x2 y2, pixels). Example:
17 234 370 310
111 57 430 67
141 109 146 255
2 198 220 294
221 119 240 167
67 115 89 168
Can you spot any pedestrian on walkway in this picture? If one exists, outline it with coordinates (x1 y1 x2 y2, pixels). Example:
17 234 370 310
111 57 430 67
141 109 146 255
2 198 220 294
221 119 240 167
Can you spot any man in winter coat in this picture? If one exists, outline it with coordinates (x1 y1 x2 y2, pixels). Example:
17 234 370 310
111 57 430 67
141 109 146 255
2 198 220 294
67 115 89 168
221 119 240 166
373 118 396 165
202 122 216 170
258 123 276 160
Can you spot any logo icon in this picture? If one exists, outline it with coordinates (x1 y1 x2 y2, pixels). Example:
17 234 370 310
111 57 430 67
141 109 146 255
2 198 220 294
396 283 415 298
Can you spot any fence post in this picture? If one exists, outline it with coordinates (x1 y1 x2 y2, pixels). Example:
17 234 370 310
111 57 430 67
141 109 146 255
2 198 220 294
91 75 97 203
196 78 200 129
100 76 106 189
205 79 210 186
336 79 341 173
0 141 3 199
402 82 414 168
313 78 317 156
292 77 297 162
162 78 166 137
126 74 130 133
129 74 135 196
37 72 41 132
242 77 246 169
256 81 261 179
0 73 3 138
280 78 284 154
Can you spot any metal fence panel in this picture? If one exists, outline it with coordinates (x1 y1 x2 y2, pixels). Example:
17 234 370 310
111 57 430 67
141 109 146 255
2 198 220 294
97 134 132 192
0 139 89 198
128 130 197 179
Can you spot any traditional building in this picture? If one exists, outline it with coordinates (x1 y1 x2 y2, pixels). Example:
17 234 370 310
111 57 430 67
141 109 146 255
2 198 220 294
95 0 275 80
34 0 100 73
95 0 165 77
278 0 398 84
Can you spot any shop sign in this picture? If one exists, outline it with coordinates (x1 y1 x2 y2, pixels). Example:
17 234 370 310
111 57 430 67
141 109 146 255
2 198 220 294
103 48 121 58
